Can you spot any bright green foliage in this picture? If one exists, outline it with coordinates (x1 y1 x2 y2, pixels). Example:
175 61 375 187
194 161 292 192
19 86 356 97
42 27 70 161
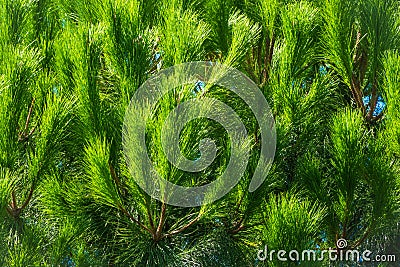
382 51 400 157
259 193 326 266
0 0 399 266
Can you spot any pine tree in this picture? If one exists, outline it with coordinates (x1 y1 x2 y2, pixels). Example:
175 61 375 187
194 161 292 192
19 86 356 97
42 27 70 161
0 0 399 266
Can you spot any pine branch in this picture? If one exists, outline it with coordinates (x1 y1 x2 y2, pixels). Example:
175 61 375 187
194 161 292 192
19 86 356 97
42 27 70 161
11 190 17 209
108 162 155 236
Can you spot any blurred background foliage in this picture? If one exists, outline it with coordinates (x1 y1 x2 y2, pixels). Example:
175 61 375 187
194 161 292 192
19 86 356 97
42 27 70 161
0 0 399 266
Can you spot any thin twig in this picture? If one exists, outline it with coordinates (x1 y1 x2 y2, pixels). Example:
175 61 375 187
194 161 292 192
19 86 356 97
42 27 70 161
118 204 153 234
19 98 36 141
108 162 121 187
144 197 156 232
23 98 35 136
20 182 35 210
351 226 373 249
11 190 17 209
230 217 245 235
245 53 258 83
155 202 167 241
351 77 366 115
164 212 202 238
